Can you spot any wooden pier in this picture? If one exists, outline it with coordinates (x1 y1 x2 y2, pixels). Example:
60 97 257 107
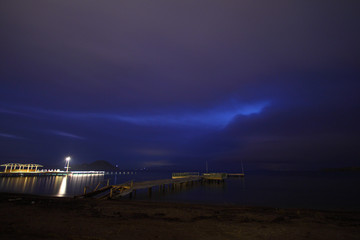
79 176 202 200
203 173 228 180
227 173 245 177
0 163 105 177
0 170 105 177
79 171 241 200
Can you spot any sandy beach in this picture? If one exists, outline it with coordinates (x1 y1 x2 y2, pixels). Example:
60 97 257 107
0 193 359 240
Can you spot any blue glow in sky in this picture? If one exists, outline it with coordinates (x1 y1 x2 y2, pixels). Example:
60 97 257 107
48 130 85 140
2 100 270 129
112 101 270 128
0 132 25 140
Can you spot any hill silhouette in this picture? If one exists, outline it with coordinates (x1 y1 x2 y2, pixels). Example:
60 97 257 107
71 160 116 171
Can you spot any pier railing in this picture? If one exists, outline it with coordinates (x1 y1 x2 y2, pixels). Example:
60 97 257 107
77 171 243 200
172 172 200 179
202 173 228 180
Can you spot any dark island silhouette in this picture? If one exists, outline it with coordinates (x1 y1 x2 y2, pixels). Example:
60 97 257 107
70 160 117 171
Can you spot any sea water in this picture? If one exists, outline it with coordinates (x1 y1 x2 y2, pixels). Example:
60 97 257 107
0 171 359 211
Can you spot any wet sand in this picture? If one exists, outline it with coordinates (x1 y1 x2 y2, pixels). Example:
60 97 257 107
0 193 359 240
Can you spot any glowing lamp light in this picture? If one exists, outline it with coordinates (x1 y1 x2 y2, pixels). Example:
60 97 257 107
65 156 71 172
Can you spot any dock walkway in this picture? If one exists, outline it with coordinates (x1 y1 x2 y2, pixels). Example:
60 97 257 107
0 171 105 177
79 172 244 200
80 176 202 199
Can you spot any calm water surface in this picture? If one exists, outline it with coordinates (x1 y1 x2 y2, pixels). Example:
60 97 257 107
0 171 359 211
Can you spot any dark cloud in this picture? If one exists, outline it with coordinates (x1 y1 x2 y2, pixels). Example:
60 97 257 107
0 1 359 170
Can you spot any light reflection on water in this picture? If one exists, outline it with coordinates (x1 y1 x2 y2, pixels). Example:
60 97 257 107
0 171 167 197
0 174 105 197
0 171 359 211
57 176 67 197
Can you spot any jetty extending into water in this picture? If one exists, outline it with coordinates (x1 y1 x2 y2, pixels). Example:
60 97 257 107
0 163 105 177
0 171 105 177
79 171 243 200
0 163 107 177
79 176 202 200
227 173 245 177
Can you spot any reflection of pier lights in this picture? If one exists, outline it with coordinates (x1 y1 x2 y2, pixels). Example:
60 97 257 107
57 176 68 197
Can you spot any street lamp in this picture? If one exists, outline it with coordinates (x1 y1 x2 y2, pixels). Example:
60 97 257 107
65 156 71 172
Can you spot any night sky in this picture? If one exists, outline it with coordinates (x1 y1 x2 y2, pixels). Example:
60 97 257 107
1 1 359 171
